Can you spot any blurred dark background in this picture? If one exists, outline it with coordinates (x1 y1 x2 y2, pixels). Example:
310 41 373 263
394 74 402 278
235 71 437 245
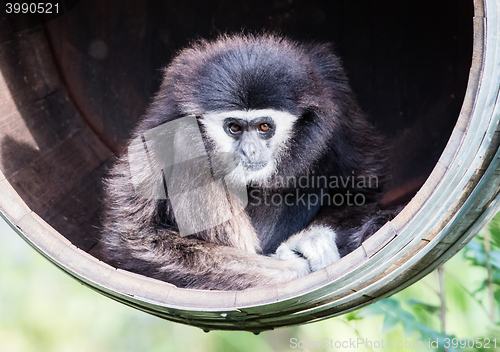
44 0 473 206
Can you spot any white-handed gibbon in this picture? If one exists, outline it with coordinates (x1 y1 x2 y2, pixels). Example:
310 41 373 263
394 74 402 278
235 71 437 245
100 34 396 290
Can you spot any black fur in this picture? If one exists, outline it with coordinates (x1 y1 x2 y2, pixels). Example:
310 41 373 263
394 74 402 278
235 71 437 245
100 34 395 290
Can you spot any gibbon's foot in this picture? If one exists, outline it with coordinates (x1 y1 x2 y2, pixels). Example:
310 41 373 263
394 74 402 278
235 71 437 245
274 225 341 272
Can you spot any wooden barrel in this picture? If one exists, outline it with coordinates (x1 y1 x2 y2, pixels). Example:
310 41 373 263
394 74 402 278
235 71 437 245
0 0 498 332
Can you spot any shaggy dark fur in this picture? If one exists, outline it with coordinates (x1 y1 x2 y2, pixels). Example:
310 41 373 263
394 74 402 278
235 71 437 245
100 34 394 290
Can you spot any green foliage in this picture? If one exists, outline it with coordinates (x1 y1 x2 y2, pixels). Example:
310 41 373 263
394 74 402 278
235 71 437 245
489 213 500 248
361 299 453 342
462 212 500 321
2 212 500 352
354 211 500 351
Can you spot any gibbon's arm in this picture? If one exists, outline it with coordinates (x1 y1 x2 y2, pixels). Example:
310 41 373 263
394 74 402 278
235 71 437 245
152 235 311 290
103 229 311 290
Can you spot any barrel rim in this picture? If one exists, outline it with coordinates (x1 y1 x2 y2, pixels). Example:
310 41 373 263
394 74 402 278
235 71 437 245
0 0 499 332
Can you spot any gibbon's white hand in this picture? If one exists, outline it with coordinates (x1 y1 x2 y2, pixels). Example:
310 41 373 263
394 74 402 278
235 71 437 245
275 225 341 272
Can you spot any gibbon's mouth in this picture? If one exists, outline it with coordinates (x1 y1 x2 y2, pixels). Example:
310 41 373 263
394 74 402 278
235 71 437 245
241 161 268 172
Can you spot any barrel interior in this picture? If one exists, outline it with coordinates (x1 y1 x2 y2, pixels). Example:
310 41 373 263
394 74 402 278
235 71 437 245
0 0 473 260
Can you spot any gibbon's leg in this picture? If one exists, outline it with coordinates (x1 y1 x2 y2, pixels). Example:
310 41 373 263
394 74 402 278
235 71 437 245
108 231 311 290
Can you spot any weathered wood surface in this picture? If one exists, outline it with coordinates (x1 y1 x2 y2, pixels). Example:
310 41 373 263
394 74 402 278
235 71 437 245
0 26 113 251
0 0 497 332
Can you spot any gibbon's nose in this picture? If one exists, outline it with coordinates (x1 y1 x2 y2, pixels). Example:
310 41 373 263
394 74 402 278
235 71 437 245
241 141 257 160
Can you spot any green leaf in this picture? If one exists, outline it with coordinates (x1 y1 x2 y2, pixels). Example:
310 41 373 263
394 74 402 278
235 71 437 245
490 226 500 249
359 298 457 349
493 289 500 302
381 314 400 334
489 213 500 249
471 280 488 296
488 250 500 270
345 311 361 321
491 271 500 286
464 241 488 267
408 299 440 314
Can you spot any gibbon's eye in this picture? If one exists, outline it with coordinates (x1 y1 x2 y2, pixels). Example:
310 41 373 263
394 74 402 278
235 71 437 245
229 123 242 135
259 123 270 132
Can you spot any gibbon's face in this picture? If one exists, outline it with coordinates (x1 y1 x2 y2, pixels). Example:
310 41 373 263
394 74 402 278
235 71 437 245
171 37 336 186
200 109 298 185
